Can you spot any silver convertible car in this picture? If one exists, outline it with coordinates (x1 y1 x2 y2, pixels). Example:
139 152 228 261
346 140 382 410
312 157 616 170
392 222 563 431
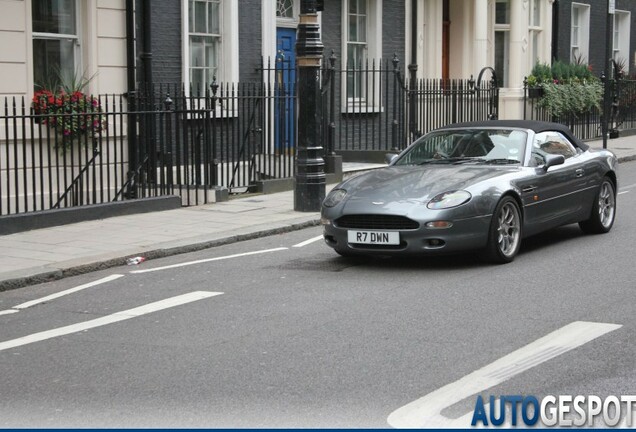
321 120 618 263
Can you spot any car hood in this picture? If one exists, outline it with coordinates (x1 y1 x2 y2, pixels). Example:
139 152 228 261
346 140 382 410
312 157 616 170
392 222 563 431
340 165 515 208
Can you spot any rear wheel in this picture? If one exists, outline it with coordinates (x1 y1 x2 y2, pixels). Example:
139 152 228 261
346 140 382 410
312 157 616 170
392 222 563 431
579 177 616 234
484 196 522 264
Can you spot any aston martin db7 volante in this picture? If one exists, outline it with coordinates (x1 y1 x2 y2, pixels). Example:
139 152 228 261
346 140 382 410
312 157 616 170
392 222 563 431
321 120 617 263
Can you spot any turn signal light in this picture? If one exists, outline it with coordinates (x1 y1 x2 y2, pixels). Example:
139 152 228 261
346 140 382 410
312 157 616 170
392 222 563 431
425 221 453 229
320 217 332 226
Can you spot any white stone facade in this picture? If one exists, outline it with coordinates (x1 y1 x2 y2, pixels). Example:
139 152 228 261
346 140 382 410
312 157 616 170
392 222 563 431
0 0 127 99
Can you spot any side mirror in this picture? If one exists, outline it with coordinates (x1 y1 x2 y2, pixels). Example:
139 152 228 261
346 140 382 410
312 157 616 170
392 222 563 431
543 154 565 171
385 153 398 165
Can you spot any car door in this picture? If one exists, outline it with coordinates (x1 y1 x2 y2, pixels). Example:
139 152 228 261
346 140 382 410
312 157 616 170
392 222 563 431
519 131 589 233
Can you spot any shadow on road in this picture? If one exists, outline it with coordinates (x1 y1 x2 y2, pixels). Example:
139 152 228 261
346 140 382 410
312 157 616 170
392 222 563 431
312 223 588 271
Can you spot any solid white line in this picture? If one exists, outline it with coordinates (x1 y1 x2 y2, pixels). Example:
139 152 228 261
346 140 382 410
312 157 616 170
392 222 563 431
618 191 629 195
619 183 636 191
387 321 622 429
129 247 288 274
293 235 324 248
13 274 124 310
0 310 19 316
0 291 223 352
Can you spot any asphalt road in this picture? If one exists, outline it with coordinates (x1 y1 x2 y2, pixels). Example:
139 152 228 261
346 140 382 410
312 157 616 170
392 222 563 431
1 162 636 428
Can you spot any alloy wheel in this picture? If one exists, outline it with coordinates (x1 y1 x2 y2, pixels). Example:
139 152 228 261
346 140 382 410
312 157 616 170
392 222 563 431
497 201 520 257
598 181 615 229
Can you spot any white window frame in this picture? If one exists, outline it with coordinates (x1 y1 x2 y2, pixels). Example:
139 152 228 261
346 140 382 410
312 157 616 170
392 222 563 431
276 0 299 27
528 0 542 67
341 0 383 113
182 0 238 89
494 0 510 87
613 10 631 66
570 3 590 63
182 0 238 118
31 0 81 91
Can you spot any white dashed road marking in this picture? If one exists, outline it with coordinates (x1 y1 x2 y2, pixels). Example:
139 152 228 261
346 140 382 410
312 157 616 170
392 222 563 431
293 235 324 248
0 291 223 352
129 247 288 274
0 274 124 315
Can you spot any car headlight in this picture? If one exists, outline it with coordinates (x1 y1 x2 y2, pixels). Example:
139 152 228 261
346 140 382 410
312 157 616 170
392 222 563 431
427 190 472 209
323 188 347 207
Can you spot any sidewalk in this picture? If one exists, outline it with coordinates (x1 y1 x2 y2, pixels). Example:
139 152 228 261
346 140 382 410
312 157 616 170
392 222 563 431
1 135 635 291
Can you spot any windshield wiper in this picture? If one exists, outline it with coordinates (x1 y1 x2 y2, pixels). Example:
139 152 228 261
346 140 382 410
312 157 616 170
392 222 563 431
417 159 454 165
481 158 521 165
452 157 485 164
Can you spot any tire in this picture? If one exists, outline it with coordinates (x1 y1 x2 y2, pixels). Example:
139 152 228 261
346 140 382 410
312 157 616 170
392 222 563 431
579 177 616 234
484 196 522 264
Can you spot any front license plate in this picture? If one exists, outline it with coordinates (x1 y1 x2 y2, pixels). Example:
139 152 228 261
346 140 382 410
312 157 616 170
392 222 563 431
347 230 400 245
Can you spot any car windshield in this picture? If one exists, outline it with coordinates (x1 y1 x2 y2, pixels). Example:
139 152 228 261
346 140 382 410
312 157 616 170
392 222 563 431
394 128 528 166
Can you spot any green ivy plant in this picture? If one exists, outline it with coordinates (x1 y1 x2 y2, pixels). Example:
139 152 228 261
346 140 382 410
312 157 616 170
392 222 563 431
537 80 603 117
526 61 603 118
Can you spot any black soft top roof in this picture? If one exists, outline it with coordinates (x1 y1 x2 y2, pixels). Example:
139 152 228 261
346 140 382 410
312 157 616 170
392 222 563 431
435 120 589 151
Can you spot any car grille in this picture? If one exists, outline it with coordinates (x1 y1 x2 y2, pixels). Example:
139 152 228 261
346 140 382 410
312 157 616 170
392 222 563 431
335 214 419 230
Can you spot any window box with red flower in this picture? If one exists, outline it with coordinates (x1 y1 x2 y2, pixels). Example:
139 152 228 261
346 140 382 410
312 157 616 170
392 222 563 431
32 89 107 151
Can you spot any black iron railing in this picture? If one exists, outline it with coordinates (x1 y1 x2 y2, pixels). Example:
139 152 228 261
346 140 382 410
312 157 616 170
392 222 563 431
2 55 501 217
321 55 499 153
522 73 636 140
0 94 129 216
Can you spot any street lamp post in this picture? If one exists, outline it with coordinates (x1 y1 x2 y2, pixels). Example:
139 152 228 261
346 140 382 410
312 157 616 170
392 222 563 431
294 0 325 212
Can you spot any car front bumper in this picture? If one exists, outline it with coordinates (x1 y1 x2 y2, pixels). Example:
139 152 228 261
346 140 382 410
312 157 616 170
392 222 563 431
322 213 492 256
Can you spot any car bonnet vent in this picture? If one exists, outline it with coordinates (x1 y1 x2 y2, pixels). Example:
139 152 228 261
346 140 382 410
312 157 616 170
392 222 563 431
335 214 419 230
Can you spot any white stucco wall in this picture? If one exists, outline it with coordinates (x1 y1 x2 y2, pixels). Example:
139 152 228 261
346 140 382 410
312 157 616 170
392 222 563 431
0 0 29 97
0 0 127 99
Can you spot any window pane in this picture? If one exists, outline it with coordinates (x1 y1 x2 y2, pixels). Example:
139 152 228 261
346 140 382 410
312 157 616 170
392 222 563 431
495 0 510 25
349 14 358 41
32 0 76 34
190 36 204 67
205 38 218 70
346 44 364 98
532 31 539 64
572 7 579 26
348 44 366 69
208 1 220 34
349 0 358 14
189 0 223 87
191 68 204 93
194 1 206 33
358 16 367 42
189 0 195 32
358 0 367 14
532 0 541 26
277 0 294 18
495 31 509 87
33 38 75 89
206 67 217 89
613 15 619 50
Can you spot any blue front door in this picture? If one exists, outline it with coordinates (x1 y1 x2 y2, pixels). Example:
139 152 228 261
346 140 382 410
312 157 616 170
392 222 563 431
275 27 296 153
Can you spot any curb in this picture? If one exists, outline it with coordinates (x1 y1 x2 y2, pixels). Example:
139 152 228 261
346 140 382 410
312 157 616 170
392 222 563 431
618 155 636 163
0 219 321 292
1 155 634 292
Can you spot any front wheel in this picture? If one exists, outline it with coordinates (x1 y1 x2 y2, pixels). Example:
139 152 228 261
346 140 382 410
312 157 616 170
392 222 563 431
484 196 522 264
579 177 616 234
